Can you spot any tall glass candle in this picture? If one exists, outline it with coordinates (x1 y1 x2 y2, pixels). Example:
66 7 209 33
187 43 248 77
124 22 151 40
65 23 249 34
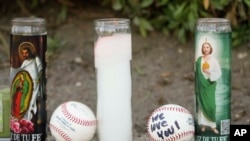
194 18 231 141
94 18 133 141
10 18 47 141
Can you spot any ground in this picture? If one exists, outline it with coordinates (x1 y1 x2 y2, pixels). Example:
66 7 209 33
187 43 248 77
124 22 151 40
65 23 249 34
0 5 250 141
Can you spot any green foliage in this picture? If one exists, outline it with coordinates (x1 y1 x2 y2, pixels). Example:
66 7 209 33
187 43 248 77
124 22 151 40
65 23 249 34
2 0 249 47
15 0 68 25
47 36 65 60
0 33 8 55
105 0 250 47
56 5 68 25
232 24 250 47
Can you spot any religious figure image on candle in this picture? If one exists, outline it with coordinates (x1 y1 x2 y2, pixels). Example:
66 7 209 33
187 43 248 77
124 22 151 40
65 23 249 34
10 42 43 121
11 71 33 119
195 39 222 134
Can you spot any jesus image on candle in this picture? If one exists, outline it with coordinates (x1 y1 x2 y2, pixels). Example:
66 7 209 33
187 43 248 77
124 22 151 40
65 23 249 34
10 42 43 121
195 39 221 134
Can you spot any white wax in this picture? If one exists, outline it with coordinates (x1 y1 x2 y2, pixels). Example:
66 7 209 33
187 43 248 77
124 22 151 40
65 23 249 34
95 33 131 68
94 33 133 141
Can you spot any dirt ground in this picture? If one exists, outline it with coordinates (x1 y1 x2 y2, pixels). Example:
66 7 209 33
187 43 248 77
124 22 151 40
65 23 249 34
0 5 250 141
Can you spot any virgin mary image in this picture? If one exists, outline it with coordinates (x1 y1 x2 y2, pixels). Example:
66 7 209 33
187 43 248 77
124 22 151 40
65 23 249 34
10 42 42 121
11 71 33 119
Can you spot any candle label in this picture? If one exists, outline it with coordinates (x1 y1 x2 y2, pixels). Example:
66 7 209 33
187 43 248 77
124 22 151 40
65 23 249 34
194 31 231 141
10 35 47 141
0 88 11 137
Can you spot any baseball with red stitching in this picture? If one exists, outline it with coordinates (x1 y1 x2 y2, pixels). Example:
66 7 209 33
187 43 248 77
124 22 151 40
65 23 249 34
147 104 195 141
49 101 97 141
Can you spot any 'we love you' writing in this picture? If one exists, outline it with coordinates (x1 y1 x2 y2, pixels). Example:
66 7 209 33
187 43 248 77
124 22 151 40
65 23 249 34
150 112 180 140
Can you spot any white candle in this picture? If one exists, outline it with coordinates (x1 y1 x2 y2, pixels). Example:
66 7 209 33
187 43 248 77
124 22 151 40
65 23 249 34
95 33 132 67
95 33 132 141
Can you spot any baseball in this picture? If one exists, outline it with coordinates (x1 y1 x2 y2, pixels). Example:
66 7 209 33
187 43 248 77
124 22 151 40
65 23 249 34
147 104 194 141
49 101 97 141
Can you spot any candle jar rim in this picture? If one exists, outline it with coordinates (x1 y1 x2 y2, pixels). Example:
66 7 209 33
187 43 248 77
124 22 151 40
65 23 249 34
12 17 46 25
11 17 47 35
94 18 130 36
94 18 130 26
196 18 231 32
197 18 230 24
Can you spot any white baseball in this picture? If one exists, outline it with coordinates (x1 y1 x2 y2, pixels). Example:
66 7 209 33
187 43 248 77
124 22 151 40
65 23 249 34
49 101 97 141
147 104 194 141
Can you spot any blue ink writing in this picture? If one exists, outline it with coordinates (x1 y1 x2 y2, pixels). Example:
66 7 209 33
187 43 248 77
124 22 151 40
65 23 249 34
150 112 181 140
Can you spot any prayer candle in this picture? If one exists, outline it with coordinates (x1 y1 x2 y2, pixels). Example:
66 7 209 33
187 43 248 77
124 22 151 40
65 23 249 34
194 18 231 141
10 18 47 141
94 19 133 141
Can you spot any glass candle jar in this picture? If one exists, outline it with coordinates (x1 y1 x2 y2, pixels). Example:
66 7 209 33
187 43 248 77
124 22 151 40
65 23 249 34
194 18 231 141
94 18 133 141
10 17 47 141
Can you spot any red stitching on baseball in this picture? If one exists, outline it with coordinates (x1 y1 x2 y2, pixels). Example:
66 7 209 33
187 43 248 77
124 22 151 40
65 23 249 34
61 102 97 127
50 124 72 141
153 105 190 115
62 103 96 126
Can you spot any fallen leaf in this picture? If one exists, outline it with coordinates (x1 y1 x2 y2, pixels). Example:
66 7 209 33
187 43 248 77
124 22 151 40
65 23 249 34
203 0 210 10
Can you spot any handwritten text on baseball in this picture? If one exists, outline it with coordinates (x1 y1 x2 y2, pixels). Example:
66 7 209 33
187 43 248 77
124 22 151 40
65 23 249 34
150 112 180 140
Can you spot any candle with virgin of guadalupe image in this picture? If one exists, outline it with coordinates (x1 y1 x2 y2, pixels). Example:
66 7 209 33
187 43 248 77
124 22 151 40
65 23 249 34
10 18 47 141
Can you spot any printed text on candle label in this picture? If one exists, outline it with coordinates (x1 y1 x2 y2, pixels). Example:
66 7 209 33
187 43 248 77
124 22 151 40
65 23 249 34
11 133 42 141
195 136 228 141
150 112 180 139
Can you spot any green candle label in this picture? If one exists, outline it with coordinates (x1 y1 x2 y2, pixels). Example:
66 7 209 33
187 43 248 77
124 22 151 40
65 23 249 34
194 31 231 141
0 87 11 137
10 35 47 141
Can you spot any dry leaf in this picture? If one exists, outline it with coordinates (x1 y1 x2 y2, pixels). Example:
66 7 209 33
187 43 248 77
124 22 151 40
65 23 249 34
203 0 210 10
225 2 238 26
